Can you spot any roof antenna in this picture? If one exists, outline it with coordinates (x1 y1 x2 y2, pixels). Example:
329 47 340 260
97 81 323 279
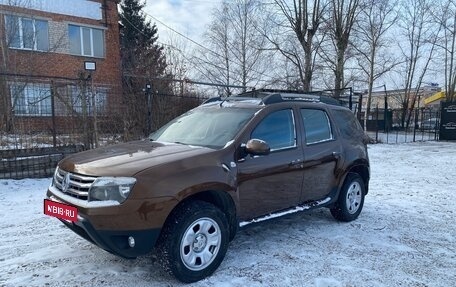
219 97 227 107
219 91 231 107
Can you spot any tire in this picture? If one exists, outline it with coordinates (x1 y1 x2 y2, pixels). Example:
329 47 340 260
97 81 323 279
330 173 365 222
156 200 229 283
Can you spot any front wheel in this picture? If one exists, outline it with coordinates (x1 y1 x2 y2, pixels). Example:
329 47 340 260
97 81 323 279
156 200 229 283
330 173 365 222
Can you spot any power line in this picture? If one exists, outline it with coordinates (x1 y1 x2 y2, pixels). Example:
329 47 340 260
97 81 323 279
142 10 278 82
123 73 247 89
121 16 253 89
122 7 277 88
121 13 244 85
144 12 218 58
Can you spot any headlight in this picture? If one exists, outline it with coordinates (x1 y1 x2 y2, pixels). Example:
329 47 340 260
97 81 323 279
88 177 136 203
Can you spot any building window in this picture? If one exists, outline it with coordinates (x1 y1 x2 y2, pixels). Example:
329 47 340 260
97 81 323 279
5 15 49 51
94 88 107 112
68 25 104 57
69 86 107 114
10 83 52 116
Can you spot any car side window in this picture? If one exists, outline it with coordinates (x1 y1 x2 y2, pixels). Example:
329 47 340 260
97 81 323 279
251 109 296 151
331 109 364 140
301 109 333 144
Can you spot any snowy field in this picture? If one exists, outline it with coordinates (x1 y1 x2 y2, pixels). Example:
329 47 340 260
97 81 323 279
366 131 438 144
1 141 455 287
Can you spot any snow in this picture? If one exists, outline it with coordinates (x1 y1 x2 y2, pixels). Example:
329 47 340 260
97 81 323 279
223 140 235 148
366 130 438 144
1 141 455 286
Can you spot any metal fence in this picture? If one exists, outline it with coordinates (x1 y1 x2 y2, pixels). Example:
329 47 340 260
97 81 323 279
0 82 443 179
362 108 440 144
0 76 204 179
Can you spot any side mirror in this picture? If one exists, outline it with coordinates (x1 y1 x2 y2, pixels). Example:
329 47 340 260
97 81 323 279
245 139 270 156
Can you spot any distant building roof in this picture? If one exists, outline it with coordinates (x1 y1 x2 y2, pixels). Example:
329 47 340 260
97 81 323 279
424 91 445 105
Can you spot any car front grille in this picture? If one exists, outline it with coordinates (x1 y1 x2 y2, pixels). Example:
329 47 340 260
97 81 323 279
54 167 97 200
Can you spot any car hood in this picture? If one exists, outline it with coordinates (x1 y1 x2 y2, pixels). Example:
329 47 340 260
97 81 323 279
59 140 214 176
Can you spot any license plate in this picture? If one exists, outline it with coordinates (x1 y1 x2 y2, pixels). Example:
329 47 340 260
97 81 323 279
44 199 78 222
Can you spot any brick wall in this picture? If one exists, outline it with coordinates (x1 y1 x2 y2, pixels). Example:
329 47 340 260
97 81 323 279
48 20 69 54
0 0 122 132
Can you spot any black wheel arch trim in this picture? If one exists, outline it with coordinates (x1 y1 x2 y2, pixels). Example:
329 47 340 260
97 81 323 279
340 162 370 194
164 189 238 242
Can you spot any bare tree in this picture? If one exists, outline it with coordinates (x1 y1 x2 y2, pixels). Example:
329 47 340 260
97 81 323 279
319 0 361 97
193 4 232 96
163 35 192 95
396 0 440 127
195 0 269 96
269 0 327 91
435 0 456 102
230 0 269 91
352 0 399 129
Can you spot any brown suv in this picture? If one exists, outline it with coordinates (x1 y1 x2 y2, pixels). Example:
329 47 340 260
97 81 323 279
45 91 370 283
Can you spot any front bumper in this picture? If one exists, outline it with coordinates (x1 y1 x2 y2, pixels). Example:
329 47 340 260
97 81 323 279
46 186 162 259
60 214 160 259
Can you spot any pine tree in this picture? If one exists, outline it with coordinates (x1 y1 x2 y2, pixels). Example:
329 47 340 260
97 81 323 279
119 0 171 137
119 0 167 80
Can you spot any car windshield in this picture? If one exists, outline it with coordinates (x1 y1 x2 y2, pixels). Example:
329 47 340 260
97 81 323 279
149 106 258 149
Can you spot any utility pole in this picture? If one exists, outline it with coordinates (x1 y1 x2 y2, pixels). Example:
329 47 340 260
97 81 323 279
413 92 422 142
357 93 363 123
79 72 90 150
383 85 388 132
349 87 353 110
90 73 99 148
375 103 379 143
145 84 152 136
84 61 97 148
50 81 57 148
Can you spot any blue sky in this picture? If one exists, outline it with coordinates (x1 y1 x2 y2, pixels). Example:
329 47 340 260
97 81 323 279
168 0 182 7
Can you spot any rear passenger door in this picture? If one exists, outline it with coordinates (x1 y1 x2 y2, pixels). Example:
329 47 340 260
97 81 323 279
299 108 342 202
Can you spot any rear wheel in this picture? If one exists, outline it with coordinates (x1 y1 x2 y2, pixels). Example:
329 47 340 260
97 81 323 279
330 173 365 222
156 200 229 283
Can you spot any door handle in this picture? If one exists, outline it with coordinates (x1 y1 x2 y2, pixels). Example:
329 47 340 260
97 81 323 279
332 151 341 159
290 159 303 166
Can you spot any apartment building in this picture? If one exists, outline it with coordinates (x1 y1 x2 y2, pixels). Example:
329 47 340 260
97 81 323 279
0 0 122 132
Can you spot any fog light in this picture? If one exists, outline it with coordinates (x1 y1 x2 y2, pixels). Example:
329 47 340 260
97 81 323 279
128 236 135 248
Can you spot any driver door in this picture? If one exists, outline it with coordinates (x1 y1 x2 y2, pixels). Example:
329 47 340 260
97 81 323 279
237 108 304 220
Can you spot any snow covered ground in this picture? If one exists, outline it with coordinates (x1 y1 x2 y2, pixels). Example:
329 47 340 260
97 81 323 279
366 130 438 144
1 141 455 287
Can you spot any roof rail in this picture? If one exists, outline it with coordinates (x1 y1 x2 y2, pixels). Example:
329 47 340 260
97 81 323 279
202 97 221 104
236 89 343 106
200 96 263 106
239 89 310 97
201 90 343 107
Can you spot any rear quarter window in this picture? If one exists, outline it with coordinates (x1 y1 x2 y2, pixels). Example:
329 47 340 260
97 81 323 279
331 109 364 140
